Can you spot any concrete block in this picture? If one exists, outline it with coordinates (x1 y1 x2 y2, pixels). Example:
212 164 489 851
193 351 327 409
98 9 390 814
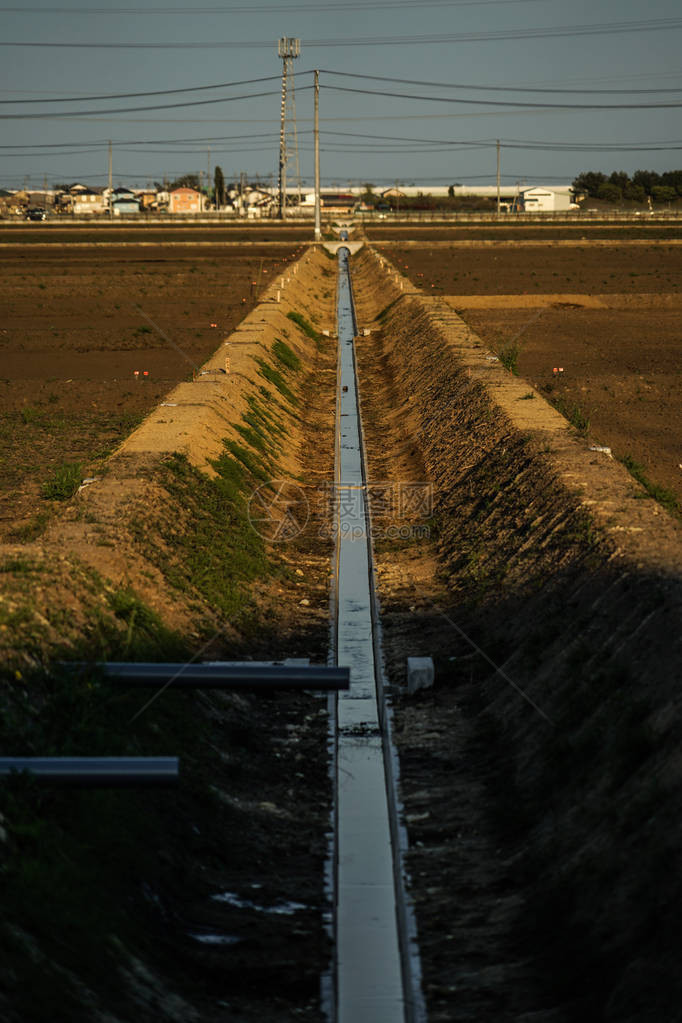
406 657 434 695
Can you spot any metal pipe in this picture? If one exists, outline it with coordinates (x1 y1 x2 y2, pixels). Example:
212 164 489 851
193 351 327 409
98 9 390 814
62 662 350 691
0 757 179 787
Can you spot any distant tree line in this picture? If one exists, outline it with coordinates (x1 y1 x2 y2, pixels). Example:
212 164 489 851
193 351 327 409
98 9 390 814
573 170 682 204
360 186 495 212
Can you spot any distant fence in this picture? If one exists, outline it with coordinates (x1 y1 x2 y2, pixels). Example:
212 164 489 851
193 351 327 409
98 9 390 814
354 210 682 223
2 210 682 225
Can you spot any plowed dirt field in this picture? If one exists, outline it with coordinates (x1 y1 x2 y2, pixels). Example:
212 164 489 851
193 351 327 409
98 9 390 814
0 243 302 539
378 243 682 505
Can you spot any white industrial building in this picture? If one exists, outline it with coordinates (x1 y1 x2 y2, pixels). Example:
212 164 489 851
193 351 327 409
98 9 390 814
286 183 575 213
518 186 574 212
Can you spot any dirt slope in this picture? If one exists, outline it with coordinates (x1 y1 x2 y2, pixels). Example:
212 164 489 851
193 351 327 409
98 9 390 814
0 247 339 1022
352 246 682 1021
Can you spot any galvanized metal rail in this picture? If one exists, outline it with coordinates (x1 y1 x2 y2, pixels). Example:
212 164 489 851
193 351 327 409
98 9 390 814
0 757 178 786
63 662 349 691
330 247 425 1022
0 663 348 790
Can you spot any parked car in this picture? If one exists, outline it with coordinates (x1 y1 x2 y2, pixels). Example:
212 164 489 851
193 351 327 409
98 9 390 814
25 207 47 221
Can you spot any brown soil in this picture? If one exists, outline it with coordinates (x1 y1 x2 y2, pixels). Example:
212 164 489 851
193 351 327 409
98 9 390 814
0 244 305 540
377 243 682 293
366 224 682 241
0 225 314 244
376 244 682 507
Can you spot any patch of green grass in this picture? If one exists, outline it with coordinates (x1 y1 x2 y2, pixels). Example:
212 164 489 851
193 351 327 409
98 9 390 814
287 311 322 345
156 452 270 618
20 406 41 425
256 358 297 405
519 391 535 400
234 423 268 453
0 556 40 575
620 454 681 518
552 396 590 434
247 395 285 438
223 440 270 481
272 338 301 371
105 586 182 659
497 341 519 375
41 462 83 501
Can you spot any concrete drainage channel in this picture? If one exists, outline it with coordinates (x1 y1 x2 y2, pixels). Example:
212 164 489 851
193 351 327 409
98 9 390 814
327 246 426 1022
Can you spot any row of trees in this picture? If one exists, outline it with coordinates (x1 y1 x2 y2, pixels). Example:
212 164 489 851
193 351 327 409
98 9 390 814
573 170 682 204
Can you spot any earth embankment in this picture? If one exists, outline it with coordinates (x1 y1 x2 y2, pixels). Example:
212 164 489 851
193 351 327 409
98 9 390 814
352 245 682 1021
0 246 338 1022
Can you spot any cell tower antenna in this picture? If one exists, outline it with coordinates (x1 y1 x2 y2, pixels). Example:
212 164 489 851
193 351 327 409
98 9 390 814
277 37 300 220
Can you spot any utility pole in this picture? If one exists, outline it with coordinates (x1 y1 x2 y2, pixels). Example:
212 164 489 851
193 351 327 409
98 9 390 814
314 69 321 241
108 140 113 218
496 139 501 217
278 37 300 220
207 147 211 205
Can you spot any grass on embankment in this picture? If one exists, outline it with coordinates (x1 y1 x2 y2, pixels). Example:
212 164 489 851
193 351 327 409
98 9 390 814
0 317 323 1022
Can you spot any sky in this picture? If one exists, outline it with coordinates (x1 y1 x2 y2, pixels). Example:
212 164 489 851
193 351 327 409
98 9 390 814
1 0 681 191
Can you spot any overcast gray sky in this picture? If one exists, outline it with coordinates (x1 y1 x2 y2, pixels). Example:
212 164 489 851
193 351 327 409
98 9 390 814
1 0 681 190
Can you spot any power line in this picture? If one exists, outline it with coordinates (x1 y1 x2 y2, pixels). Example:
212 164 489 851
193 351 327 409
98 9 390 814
325 83 682 110
2 18 681 48
0 131 314 149
0 87 313 119
0 74 283 105
0 0 554 13
321 69 682 96
3 68 679 111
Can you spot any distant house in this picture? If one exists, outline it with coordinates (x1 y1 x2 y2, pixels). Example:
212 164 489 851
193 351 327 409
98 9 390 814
136 189 157 210
27 190 55 208
245 188 275 216
321 193 356 213
112 200 140 216
519 187 574 213
169 187 204 214
72 188 107 215
111 188 140 216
